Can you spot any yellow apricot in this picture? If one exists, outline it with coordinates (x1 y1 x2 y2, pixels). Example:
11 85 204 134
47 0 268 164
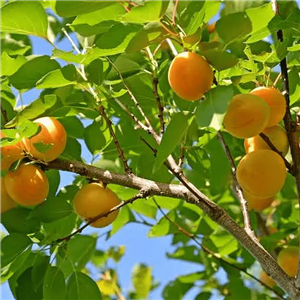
168 51 213 101
250 87 286 127
73 183 120 228
244 125 289 156
1 131 24 171
277 247 299 277
243 190 274 212
22 117 67 162
5 163 49 206
237 150 287 198
223 94 270 138
259 270 276 288
1 177 17 213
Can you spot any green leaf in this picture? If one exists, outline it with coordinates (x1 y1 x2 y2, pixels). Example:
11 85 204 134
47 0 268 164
148 210 176 237
167 246 202 264
110 205 135 236
1 233 32 268
30 197 73 223
36 64 78 89
122 1 169 23
195 85 234 130
67 272 102 300
154 112 191 172
1 1 48 37
43 266 66 300
289 66 300 105
288 44 300 52
9 56 60 90
55 1 114 17
60 137 82 161
132 264 152 298
31 255 50 291
86 59 104 86
59 116 85 139
1 52 27 76
45 169 60 197
163 279 193 300
95 23 142 56
131 199 157 219
57 235 97 278
211 230 239 255
203 50 238 71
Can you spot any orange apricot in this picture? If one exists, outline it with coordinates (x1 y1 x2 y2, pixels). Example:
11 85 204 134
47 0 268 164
259 270 276 288
22 117 67 162
223 94 270 138
73 183 120 228
250 87 286 127
5 163 49 206
277 247 299 277
1 177 17 213
168 51 213 101
244 125 289 156
237 150 287 198
1 131 24 170
243 190 274 212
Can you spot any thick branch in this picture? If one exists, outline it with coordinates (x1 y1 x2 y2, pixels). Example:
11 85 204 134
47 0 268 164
46 158 298 298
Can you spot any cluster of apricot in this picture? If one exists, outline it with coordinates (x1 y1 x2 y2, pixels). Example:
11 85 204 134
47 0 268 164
1 117 67 212
223 87 288 211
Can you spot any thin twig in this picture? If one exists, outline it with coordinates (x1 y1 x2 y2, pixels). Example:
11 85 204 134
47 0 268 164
217 131 256 239
259 132 293 173
166 38 178 56
62 28 81 54
54 191 149 244
152 198 284 300
98 105 132 174
172 0 179 25
1 105 9 124
273 73 282 88
178 147 185 170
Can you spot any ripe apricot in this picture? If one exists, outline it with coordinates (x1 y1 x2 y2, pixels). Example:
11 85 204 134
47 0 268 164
250 87 286 127
1 177 17 213
168 51 213 101
243 190 274 211
22 117 67 162
244 125 289 156
277 247 299 277
73 183 120 228
237 150 287 198
5 163 49 206
259 270 276 288
1 131 24 170
223 94 270 138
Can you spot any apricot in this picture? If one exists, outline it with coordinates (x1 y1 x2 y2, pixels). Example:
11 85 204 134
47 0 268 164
243 190 274 212
73 183 120 228
1 177 17 213
237 150 287 198
244 125 289 156
5 163 49 206
250 87 286 127
1 131 24 171
223 94 270 138
22 117 67 162
168 51 213 101
259 270 276 288
277 246 299 277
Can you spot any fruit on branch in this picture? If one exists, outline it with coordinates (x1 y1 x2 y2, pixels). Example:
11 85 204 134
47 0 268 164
250 87 286 128
277 246 299 277
0 131 24 170
1 177 17 213
244 125 289 156
237 150 287 198
22 117 67 162
259 270 276 288
5 163 49 206
168 51 213 101
243 190 274 212
223 94 270 138
73 182 120 228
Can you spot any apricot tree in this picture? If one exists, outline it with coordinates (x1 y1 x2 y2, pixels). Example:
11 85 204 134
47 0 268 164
1 1 300 299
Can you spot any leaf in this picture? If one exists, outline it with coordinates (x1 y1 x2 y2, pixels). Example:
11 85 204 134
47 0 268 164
31 255 50 291
289 66 300 105
1 233 32 268
122 1 169 23
132 264 152 298
59 116 85 139
110 205 135 236
163 279 193 300
86 59 104 86
1 52 27 76
43 266 66 300
203 50 238 71
9 56 60 90
153 112 191 173
30 197 73 223
95 23 142 56
1 1 48 37
45 169 60 197
148 211 176 237
195 85 234 130
36 64 78 89
60 137 82 161
211 230 239 255
66 272 102 300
